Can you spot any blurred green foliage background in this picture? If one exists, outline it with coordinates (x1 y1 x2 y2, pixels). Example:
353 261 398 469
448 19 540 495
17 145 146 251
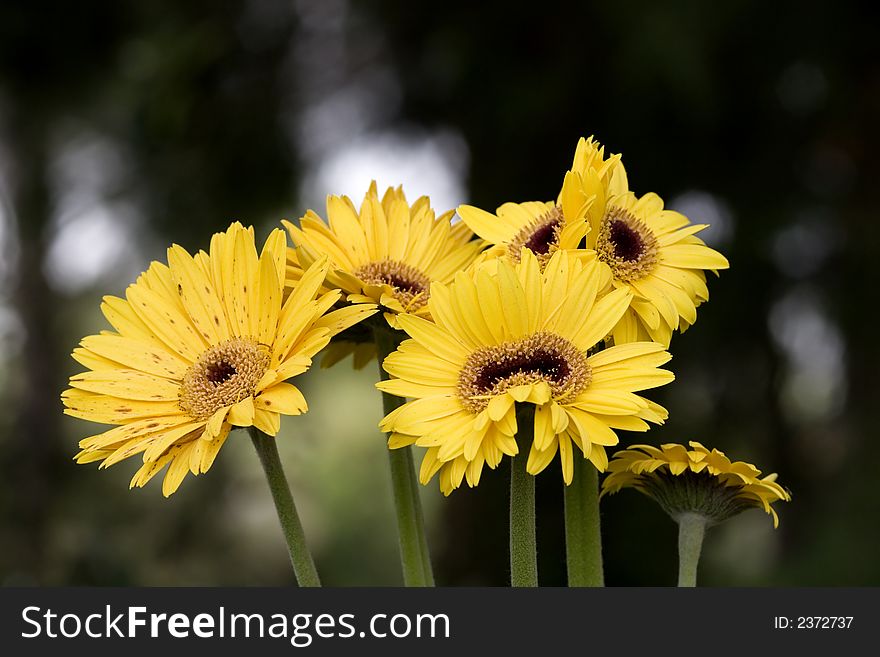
1 0 877 586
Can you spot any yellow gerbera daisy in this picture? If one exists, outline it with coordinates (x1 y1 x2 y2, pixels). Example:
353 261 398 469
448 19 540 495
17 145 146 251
64 222 376 496
457 137 626 268
377 249 675 495
561 141 730 346
283 181 484 327
601 441 791 527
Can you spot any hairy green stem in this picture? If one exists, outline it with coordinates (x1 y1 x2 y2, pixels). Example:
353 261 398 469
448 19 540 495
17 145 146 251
249 427 321 587
564 456 604 586
677 512 707 587
510 407 538 587
375 328 434 586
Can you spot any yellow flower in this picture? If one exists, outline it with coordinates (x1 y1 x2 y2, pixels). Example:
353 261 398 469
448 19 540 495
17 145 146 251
377 249 674 495
63 222 376 496
561 139 729 346
601 441 791 527
283 182 484 328
457 137 626 268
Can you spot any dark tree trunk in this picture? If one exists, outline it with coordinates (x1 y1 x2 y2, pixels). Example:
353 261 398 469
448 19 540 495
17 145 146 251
2 115 67 583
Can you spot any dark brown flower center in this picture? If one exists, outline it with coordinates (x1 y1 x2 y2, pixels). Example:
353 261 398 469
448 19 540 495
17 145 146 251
206 360 237 385
473 348 571 391
609 219 645 261
355 259 431 312
179 337 271 420
457 332 591 413
384 273 422 295
508 206 563 264
596 206 659 282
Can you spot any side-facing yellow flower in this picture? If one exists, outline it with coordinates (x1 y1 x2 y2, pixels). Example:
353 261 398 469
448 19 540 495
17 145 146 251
64 222 376 496
561 139 730 346
601 441 791 526
377 249 675 495
284 182 484 327
457 137 626 268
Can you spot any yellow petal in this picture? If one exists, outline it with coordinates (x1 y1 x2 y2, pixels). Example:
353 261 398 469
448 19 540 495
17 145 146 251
589 367 675 392
327 195 370 262
389 432 417 449
457 204 513 244
62 389 183 424
199 424 230 472
587 445 608 471
375 378 454 399
661 244 730 270
572 287 633 350
257 242 283 346
100 295 162 345
256 383 308 415
78 415 192 450
231 225 260 336
68 369 181 402
533 403 555 451
162 446 196 496
313 304 378 337
496 260 529 338
526 440 557 476
474 269 507 342
79 335 188 381
572 390 646 415
487 393 513 422
204 405 229 439
143 422 205 462
130 452 174 489
397 314 468 363
167 244 230 344
253 409 281 436
227 396 255 426
126 282 205 361
611 309 642 346
559 433 574 485
587 341 669 368
566 408 620 447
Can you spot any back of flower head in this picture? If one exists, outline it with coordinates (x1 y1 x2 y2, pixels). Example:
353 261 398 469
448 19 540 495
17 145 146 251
602 441 791 586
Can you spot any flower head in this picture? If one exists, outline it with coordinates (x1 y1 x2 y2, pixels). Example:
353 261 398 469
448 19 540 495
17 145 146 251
284 182 484 328
64 222 376 496
458 137 626 269
377 249 674 495
601 441 791 527
561 138 729 346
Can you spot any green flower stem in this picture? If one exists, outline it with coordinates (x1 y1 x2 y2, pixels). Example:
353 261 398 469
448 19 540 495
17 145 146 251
375 328 434 587
564 456 604 586
249 427 321 587
677 512 707 587
510 406 538 587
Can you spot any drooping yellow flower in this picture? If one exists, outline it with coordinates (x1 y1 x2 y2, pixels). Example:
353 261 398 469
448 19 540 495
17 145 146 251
63 222 376 496
561 139 729 346
457 137 626 268
377 249 674 495
601 442 791 527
